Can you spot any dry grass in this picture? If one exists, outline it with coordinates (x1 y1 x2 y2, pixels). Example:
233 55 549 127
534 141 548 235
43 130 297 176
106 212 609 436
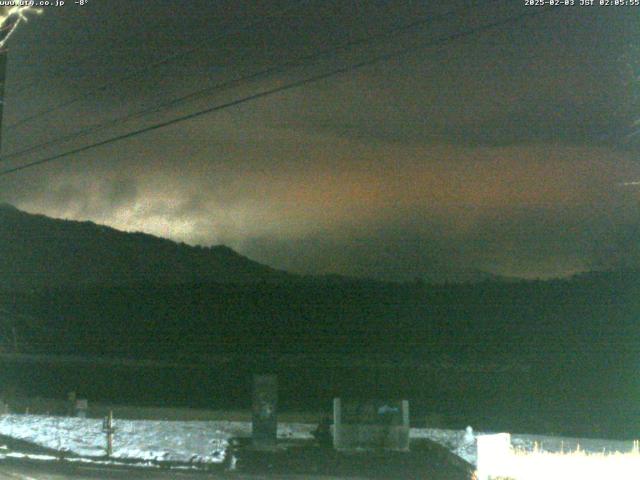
481 441 640 480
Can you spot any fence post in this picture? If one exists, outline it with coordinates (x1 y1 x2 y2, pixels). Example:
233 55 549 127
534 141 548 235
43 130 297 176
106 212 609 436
102 410 115 457
75 399 88 418
333 398 342 449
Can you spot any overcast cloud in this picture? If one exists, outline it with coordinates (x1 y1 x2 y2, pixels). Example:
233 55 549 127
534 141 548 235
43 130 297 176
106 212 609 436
1 0 639 281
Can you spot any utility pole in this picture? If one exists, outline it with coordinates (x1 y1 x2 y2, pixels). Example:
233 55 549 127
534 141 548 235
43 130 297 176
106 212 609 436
0 6 41 152
0 9 17 154
0 49 6 152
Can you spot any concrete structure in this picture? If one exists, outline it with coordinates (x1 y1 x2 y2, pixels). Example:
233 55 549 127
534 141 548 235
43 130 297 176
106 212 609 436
333 398 410 451
251 374 278 449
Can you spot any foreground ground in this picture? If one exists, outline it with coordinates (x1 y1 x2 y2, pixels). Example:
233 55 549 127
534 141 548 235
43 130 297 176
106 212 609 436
0 463 344 479
0 440 473 480
0 462 347 480
0 413 635 479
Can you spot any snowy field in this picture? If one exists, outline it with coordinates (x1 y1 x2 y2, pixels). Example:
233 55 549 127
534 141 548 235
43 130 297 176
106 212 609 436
0 415 314 464
0 414 635 468
410 427 637 466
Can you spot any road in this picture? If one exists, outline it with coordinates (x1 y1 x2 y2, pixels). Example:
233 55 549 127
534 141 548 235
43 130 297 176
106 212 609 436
0 439 472 479
0 461 355 480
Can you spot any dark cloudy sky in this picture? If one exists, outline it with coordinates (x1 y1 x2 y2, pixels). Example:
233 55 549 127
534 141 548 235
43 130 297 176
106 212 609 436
1 0 639 281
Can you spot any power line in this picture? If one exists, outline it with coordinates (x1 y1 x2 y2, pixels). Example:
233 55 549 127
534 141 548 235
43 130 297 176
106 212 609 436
9 13 179 97
0 7 555 178
0 0 501 164
3 0 312 131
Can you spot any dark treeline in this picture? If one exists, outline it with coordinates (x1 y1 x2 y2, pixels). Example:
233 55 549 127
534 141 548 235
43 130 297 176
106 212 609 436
1 270 639 437
5 270 638 361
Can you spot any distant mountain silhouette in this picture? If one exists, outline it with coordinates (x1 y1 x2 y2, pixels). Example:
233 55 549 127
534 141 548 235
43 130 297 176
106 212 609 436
0 203 293 290
0 204 523 290
418 269 519 285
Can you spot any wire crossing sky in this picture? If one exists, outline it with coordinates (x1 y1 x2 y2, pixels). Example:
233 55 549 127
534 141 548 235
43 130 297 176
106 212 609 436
3 0 312 131
0 0 533 176
0 0 502 164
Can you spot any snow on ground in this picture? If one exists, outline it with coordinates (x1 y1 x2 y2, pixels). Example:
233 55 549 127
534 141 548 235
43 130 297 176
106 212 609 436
509 433 635 456
0 415 235 463
0 415 316 464
411 426 638 467
0 414 634 468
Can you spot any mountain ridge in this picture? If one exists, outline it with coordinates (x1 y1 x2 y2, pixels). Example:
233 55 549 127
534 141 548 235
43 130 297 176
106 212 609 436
0 203 293 290
3 203 625 289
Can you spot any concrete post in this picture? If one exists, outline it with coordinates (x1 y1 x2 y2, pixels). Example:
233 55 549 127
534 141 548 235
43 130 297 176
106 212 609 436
476 433 512 480
398 399 410 451
332 397 342 449
251 374 278 450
